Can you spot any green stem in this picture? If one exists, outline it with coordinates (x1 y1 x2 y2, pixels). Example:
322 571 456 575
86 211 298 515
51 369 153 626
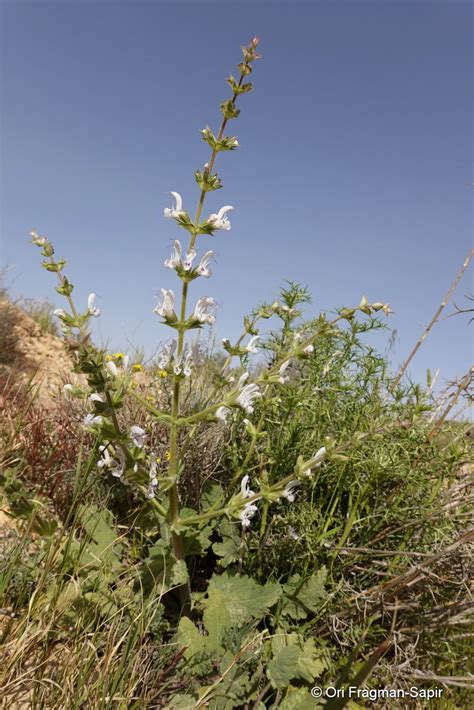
164 80 244 612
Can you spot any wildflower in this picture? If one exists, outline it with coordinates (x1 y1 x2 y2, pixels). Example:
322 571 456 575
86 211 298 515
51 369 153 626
303 446 327 477
63 383 73 392
173 351 183 375
164 191 185 219
282 480 300 503
97 445 112 470
237 383 261 414
164 240 197 272
106 361 118 378
303 344 314 354
278 360 291 384
157 339 177 370
30 229 47 246
197 250 213 277
158 369 168 378
89 392 104 403
244 335 260 353
240 474 255 499
110 448 126 478
53 308 66 319
154 288 176 319
147 460 158 499
192 296 217 325
83 413 103 427
313 446 327 464
215 406 230 422
182 348 193 377
164 240 182 269
237 371 249 388
132 363 143 372
208 205 233 231
240 502 258 528
130 425 146 448
182 248 197 271
87 293 101 317
165 451 171 461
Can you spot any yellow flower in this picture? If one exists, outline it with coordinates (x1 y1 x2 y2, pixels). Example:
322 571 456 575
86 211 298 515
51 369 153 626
113 352 125 361
158 369 168 378
105 354 113 361
165 451 171 461
132 363 143 372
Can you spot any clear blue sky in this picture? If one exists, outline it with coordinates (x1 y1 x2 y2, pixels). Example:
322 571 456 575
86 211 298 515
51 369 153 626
1 0 472 389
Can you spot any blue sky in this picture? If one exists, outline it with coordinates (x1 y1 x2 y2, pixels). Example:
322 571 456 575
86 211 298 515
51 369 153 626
1 0 472 390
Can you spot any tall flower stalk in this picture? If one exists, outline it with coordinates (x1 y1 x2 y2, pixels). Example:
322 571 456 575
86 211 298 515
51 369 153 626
156 37 262 608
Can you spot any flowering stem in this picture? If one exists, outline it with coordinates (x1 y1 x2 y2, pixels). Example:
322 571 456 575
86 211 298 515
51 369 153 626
164 76 245 612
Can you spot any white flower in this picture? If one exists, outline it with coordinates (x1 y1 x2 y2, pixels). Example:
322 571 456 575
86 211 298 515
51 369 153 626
110 448 126 478
278 360 291 384
313 446 327 464
146 456 159 497
106 361 118 378
240 475 255 499
192 296 216 325
183 248 197 271
237 383 261 414
244 335 260 353
303 446 327 477
183 349 193 377
87 293 101 317
130 425 146 449
237 371 249 389
83 413 103 427
164 191 185 219
173 351 184 375
215 406 230 422
208 205 233 231
63 383 73 392
30 229 47 246
164 240 198 272
97 445 112 470
282 480 300 503
197 251 213 278
157 339 177 369
303 344 314 354
154 288 176 319
164 240 182 269
53 308 66 319
240 502 258 528
89 392 104 403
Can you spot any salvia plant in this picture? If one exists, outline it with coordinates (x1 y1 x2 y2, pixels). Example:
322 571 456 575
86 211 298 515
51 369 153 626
30 37 392 613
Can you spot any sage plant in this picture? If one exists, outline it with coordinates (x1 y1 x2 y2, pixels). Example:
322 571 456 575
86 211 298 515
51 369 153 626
30 37 391 612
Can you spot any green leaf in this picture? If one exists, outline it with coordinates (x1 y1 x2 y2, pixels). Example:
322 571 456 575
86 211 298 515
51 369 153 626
212 518 241 568
267 644 300 689
268 634 326 690
279 687 321 710
176 617 213 675
208 572 281 626
203 587 232 651
77 504 122 568
281 568 327 620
